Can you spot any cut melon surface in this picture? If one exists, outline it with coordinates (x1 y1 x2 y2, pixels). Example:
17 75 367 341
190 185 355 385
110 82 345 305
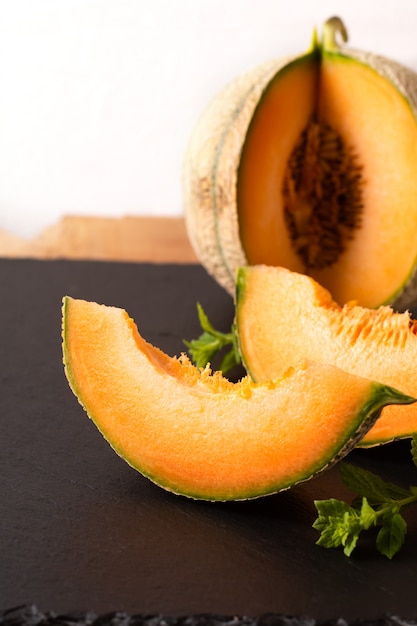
236 265 417 447
311 53 417 307
62 296 413 501
238 51 417 308
238 52 318 274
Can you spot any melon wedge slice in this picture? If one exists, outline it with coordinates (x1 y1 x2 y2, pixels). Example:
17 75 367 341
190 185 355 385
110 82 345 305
62 296 414 500
236 265 417 447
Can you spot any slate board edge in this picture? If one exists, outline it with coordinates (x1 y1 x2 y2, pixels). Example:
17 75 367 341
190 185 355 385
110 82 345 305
2 605 417 626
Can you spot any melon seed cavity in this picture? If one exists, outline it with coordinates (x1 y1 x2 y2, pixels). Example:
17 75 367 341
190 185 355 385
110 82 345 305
282 121 364 269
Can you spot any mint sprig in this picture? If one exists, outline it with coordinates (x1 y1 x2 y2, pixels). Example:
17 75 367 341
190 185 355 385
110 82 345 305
184 303 241 373
313 435 417 558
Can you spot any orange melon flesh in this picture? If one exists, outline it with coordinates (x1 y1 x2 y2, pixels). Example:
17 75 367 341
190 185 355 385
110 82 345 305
312 54 417 306
62 296 413 500
236 265 417 447
238 53 317 275
237 52 417 308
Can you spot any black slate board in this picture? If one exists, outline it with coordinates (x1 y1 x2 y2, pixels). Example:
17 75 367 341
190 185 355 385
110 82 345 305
1 258 417 622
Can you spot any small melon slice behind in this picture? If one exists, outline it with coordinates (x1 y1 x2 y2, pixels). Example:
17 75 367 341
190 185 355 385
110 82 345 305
62 296 413 500
236 265 417 446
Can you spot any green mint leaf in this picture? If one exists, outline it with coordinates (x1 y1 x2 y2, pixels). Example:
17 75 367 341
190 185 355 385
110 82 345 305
340 462 409 503
359 497 377 530
184 332 222 368
315 444 417 559
184 303 241 374
313 499 362 556
342 523 362 557
383 482 415 501
196 302 218 336
196 303 236 345
219 347 240 374
411 434 417 469
313 498 350 533
376 513 407 559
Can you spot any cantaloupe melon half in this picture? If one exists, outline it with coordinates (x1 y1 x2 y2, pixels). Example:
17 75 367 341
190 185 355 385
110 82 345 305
237 35 417 309
62 296 414 501
236 265 417 447
184 17 417 309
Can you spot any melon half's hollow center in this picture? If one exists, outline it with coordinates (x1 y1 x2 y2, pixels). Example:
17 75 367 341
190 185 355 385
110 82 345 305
282 119 364 270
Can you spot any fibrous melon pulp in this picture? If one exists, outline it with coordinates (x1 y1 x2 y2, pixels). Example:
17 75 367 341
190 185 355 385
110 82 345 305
62 296 413 501
183 17 417 309
236 265 417 447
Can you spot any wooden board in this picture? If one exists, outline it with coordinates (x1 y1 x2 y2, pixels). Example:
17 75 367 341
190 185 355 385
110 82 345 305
0 216 197 263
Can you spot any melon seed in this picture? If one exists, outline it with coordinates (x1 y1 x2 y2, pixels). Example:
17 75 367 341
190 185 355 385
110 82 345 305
283 121 364 269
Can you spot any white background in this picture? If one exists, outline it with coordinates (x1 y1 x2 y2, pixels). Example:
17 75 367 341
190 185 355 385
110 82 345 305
1 0 417 238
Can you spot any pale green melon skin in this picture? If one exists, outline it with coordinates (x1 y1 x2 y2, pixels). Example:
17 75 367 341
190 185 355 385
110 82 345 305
183 41 417 310
183 55 288 295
